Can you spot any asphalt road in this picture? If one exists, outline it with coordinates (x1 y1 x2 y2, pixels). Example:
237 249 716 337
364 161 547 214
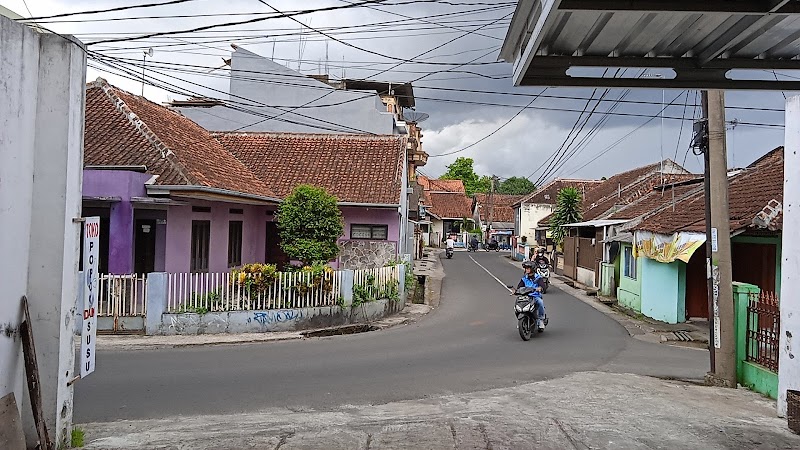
75 252 708 423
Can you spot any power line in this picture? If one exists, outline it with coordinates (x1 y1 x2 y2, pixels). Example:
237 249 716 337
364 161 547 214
22 0 201 21
85 0 398 46
428 88 548 158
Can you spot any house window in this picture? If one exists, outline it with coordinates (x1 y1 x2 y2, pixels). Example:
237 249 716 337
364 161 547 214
191 220 211 272
623 245 637 280
351 224 389 240
228 221 243 267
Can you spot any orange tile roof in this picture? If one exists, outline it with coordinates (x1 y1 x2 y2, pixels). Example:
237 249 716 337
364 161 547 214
474 193 524 223
215 132 405 205
426 192 473 220
84 79 276 199
417 175 465 193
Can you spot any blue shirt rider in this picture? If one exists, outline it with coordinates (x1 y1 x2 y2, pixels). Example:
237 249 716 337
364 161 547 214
513 260 546 330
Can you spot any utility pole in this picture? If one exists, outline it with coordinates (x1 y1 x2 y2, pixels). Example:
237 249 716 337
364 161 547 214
702 90 736 387
487 176 496 244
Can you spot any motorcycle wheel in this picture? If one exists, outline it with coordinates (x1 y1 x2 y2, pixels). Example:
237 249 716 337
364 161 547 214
518 316 532 341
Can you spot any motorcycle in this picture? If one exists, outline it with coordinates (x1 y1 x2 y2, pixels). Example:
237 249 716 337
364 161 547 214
512 287 548 341
536 262 550 294
467 241 479 252
446 247 454 259
485 241 499 252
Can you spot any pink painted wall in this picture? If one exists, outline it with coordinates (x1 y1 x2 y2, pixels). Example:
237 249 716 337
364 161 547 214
340 206 400 243
165 201 269 273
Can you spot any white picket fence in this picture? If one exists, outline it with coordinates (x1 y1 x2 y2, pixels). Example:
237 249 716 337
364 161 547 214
97 274 147 317
353 265 402 302
166 270 343 313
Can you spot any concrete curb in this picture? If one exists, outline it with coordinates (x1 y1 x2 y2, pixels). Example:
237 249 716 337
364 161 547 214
88 303 435 352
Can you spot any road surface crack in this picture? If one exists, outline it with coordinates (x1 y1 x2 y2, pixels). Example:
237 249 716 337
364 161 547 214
553 418 587 449
449 421 457 449
274 431 295 450
478 423 493 450
365 433 373 450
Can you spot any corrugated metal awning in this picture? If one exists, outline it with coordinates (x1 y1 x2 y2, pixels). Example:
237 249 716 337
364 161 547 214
500 0 800 89
562 219 628 227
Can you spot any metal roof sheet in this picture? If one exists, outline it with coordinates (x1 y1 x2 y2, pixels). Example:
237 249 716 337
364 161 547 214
500 0 800 89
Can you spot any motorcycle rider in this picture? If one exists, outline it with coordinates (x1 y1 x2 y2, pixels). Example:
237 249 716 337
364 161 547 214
469 235 479 251
512 261 546 331
445 235 455 252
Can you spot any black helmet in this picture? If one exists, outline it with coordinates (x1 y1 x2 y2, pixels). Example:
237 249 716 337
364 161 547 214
522 261 535 270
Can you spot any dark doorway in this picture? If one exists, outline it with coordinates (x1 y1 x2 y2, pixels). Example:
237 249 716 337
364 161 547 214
685 246 708 319
134 219 157 274
732 242 777 292
265 222 289 269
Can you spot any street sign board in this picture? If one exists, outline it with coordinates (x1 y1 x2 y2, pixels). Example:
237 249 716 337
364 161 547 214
80 217 100 378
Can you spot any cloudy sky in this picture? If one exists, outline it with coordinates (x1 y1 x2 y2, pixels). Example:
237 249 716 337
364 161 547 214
5 0 792 182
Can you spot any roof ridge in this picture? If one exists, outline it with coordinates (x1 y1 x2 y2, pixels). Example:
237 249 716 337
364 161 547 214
212 131 400 139
92 78 194 186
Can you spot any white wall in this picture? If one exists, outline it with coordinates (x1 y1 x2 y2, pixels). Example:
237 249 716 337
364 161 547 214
518 203 554 241
779 96 800 417
0 16 85 447
176 48 394 134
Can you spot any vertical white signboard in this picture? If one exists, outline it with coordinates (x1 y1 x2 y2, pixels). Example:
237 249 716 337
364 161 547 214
81 217 100 378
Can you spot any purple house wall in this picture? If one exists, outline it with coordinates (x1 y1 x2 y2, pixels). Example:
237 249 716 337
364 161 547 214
83 170 401 274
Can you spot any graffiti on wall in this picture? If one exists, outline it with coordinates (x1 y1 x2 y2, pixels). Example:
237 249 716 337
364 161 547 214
248 310 304 326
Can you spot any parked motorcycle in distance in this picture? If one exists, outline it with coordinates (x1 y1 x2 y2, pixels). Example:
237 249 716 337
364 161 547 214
446 247 454 259
536 262 550 294
485 240 499 252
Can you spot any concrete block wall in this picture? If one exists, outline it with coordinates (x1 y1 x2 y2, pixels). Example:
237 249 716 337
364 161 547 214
144 265 406 335
0 15 86 448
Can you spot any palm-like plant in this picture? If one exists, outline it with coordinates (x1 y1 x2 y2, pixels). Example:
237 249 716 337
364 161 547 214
549 187 582 248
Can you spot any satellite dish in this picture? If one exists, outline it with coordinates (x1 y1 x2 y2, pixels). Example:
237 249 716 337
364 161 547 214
404 111 429 124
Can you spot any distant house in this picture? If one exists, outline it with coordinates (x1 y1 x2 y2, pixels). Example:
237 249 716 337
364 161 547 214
543 160 693 289
170 46 429 258
472 193 524 247
214 132 407 269
623 148 783 323
512 179 600 247
82 79 407 274
417 176 473 246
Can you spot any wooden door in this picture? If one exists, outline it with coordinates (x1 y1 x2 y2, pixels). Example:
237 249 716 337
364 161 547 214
685 246 708 319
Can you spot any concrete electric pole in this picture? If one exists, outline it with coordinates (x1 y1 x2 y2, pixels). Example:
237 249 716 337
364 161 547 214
702 90 736 387
487 176 496 244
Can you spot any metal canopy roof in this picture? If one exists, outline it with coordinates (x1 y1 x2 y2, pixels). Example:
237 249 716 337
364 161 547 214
500 0 800 89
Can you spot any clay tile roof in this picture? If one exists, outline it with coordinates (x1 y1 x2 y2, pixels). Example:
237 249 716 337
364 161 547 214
417 175 465 193
635 147 784 234
515 179 601 206
214 132 405 205
537 160 693 226
474 193 525 223
84 79 276 199
426 192 473 219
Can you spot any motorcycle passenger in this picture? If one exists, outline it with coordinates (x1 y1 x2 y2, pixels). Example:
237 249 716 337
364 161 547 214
532 247 550 268
513 261 546 331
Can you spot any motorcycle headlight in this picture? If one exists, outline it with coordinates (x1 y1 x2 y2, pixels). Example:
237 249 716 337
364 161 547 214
522 304 531 312
515 305 522 312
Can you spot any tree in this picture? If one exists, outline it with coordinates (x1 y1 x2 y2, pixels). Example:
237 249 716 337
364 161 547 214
277 185 344 266
498 176 536 195
440 157 489 196
549 187 582 248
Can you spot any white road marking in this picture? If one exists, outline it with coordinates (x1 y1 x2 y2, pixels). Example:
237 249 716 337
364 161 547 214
469 255 515 292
